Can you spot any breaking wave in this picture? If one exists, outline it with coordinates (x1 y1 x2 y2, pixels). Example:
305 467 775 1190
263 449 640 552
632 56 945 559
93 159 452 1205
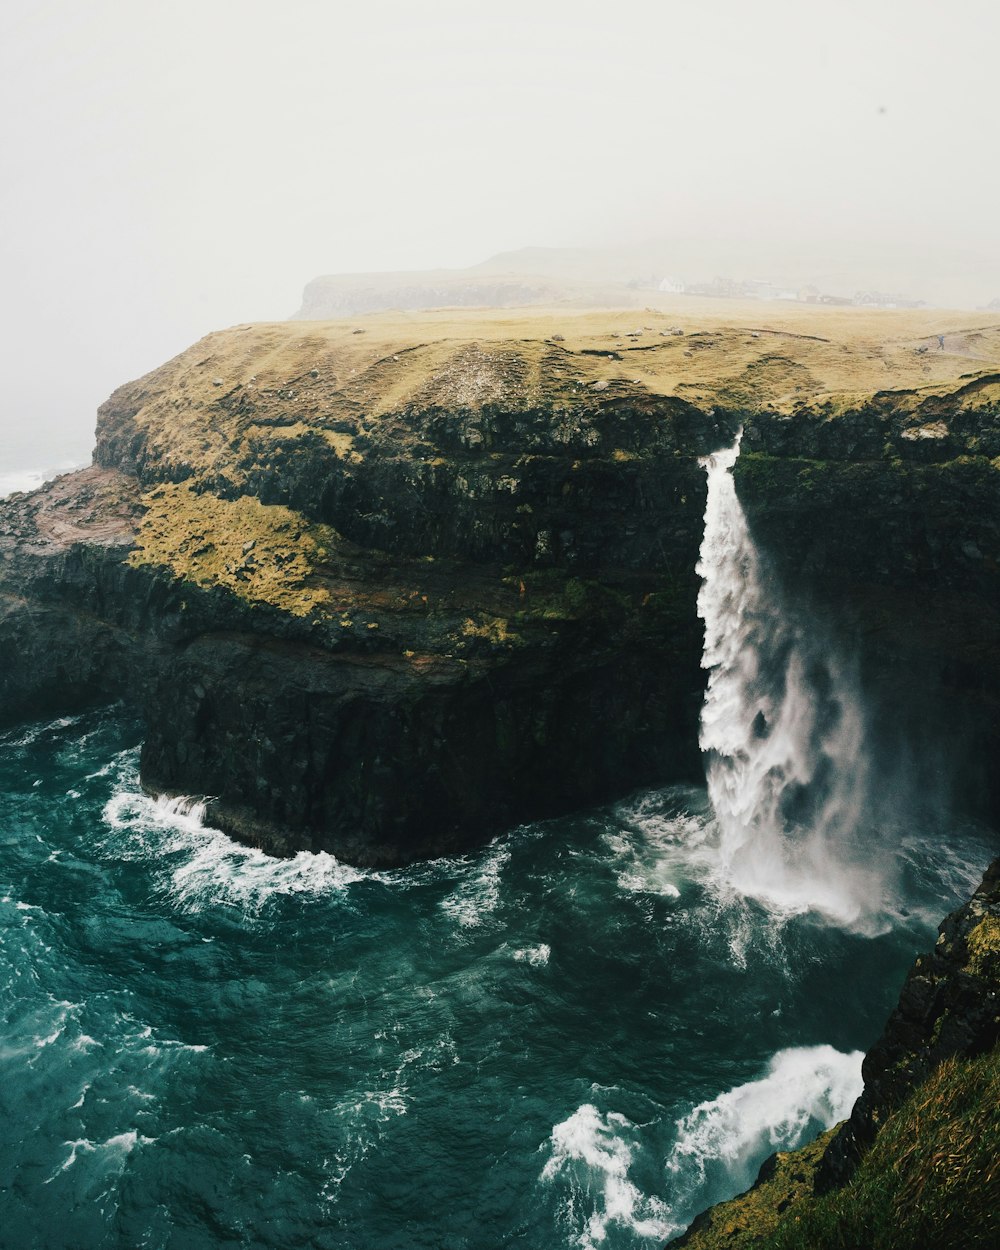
666 1045 864 1202
543 1104 676 1247
0 707 991 1248
99 751 374 915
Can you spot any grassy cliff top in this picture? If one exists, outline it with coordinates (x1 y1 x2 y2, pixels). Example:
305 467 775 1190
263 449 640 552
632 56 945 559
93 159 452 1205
675 1049 1000 1250
91 303 999 622
109 302 1000 419
93 303 1000 488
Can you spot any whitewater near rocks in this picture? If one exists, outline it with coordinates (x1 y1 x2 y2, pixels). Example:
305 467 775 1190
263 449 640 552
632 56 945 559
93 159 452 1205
1 475 993 1246
1 405 997 1245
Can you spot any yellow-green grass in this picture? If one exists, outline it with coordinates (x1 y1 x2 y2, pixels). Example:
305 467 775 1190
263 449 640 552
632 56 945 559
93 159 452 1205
966 915 1000 977
104 307 1000 489
681 1048 1000 1250
127 482 338 616
673 1130 838 1249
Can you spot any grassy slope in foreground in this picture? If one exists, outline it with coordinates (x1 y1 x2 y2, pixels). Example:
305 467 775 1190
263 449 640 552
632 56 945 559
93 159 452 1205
674 1051 1000 1250
769 1049 1000 1250
676 866 1000 1249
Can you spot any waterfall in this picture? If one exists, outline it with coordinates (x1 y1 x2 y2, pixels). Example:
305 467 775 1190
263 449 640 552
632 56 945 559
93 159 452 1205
696 435 888 928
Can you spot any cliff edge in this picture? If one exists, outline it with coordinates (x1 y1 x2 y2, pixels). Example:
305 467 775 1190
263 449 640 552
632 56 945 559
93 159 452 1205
2 305 998 863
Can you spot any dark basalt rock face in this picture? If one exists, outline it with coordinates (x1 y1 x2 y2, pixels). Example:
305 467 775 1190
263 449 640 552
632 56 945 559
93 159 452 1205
2 327 738 864
3 317 999 862
817 855 1000 1191
735 399 1000 823
0 468 149 723
1 474 712 866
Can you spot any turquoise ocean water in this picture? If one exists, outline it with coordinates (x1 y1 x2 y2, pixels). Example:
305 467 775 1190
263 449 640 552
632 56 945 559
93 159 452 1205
0 707 993 1249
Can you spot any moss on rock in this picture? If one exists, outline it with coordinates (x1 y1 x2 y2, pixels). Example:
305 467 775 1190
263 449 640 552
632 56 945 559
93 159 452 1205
673 1131 837 1249
128 482 339 616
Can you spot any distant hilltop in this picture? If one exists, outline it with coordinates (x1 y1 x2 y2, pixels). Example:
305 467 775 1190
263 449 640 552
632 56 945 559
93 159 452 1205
292 243 998 319
294 269 570 319
292 251 655 319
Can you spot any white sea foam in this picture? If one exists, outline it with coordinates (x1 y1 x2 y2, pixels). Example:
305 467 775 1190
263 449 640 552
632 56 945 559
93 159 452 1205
543 1104 676 1247
0 712 86 750
123 1015 207 1055
513 943 551 967
133 1033 208 1058
607 791 786 971
126 1084 157 1102
83 745 139 783
101 1016 210 1091
319 1084 405 1194
439 842 510 928
322 1037 457 1201
155 793 210 823
47 1130 155 1183
607 793 712 898
102 782 208 840
666 1045 863 1200
100 759 373 914
28 1000 80 1054
34 1022 68 1049
168 837 370 914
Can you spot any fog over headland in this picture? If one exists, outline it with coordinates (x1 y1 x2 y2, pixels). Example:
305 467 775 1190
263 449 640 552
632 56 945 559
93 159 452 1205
2 0 998 473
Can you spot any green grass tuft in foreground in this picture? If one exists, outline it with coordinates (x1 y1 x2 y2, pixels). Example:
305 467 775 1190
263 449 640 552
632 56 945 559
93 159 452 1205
764 1048 1000 1250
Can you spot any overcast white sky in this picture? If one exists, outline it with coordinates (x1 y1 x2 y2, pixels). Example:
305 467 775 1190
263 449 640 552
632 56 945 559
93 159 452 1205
1 0 998 471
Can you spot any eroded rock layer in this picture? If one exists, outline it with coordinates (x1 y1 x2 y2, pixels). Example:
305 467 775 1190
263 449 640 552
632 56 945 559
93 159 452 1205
2 307 999 862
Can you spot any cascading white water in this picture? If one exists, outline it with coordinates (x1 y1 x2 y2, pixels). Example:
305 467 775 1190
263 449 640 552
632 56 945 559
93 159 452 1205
696 435 889 928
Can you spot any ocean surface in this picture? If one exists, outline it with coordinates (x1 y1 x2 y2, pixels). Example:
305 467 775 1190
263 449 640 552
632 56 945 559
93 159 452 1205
1 707 994 1249
0 465 81 503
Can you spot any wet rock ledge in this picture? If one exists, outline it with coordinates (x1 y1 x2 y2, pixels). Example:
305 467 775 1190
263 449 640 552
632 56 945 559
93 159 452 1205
1 308 998 863
673 855 1000 1249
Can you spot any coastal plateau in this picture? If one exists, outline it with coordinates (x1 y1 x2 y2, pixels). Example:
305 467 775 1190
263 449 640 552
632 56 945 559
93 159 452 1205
2 302 1000 1245
1 304 998 864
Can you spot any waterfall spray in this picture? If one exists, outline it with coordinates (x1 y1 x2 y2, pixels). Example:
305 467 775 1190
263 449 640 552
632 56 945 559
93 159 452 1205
696 436 888 928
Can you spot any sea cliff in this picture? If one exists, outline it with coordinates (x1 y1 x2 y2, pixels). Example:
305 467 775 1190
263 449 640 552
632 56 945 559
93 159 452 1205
2 306 998 863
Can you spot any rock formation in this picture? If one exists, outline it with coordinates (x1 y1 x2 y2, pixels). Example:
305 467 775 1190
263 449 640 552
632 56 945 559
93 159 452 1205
671 854 1000 1248
817 855 1000 1190
1 308 998 865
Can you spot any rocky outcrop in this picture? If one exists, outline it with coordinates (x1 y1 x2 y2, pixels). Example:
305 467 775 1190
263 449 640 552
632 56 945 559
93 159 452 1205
734 377 1000 821
672 855 1000 1248
6 318 749 863
670 1130 838 1249
817 855 1000 1190
1 470 710 865
3 309 999 862
0 467 148 724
